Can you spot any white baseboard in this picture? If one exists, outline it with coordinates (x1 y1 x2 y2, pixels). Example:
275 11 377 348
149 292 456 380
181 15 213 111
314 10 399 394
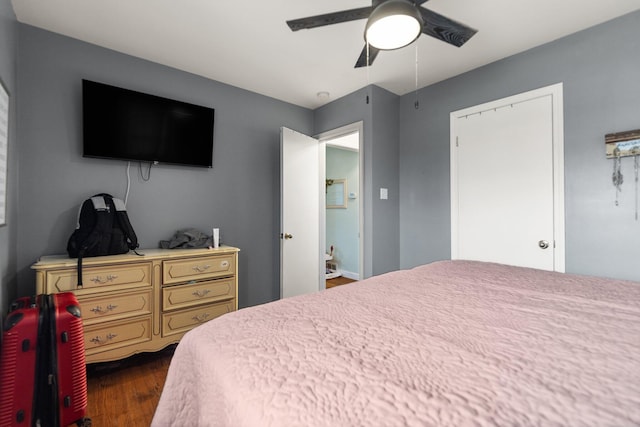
341 270 360 281
325 269 341 279
325 269 360 281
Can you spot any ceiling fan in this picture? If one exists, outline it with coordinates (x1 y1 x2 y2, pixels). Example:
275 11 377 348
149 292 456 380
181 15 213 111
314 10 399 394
286 0 477 68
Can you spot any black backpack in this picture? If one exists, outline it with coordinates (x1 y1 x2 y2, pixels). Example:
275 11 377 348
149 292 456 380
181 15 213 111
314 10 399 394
67 193 139 287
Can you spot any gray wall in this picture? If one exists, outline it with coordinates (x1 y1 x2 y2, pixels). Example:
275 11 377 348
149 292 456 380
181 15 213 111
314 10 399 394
314 85 400 278
0 2 18 322
15 25 313 307
370 87 400 275
399 10 640 281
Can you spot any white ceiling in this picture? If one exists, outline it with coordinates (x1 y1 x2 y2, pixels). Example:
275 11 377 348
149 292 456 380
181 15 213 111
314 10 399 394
11 0 640 109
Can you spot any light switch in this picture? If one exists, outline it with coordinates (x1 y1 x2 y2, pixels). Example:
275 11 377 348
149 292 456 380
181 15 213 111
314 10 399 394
380 188 388 200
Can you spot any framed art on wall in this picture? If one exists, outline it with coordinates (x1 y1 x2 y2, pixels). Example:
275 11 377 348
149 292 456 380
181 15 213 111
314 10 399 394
326 178 347 209
0 78 9 226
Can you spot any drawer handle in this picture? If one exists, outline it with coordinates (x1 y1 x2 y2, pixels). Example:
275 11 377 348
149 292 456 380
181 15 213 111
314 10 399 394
192 265 211 273
192 289 211 298
90 333 117 344
192 313 210 323
90 304 118 314
220 261 230 268
90 274 118 284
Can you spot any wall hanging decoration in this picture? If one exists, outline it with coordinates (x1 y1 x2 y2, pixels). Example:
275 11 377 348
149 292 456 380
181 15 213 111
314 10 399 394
612 150 623 206
0 77 9 226
633 155 639 221
605 129 640 158
606 129 640 218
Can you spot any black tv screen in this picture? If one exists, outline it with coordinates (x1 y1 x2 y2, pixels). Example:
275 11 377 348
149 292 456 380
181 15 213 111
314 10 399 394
82 79 214 168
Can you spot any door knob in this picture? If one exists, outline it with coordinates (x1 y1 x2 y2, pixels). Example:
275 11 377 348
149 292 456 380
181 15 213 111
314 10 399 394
538 240 549 249
281 233 293 240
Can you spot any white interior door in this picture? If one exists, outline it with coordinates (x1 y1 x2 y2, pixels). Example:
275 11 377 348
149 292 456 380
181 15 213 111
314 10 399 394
451 84 565 271
281 127 323 298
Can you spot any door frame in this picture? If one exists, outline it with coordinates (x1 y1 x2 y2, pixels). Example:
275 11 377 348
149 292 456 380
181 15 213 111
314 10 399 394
449 83 565 271
316 121 364 285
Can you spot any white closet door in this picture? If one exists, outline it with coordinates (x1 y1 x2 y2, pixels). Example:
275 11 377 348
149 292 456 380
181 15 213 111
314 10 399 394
451 85 564 271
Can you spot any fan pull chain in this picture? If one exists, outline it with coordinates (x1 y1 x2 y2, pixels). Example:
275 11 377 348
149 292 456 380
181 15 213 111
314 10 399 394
414 43 419 109
366 42 371 104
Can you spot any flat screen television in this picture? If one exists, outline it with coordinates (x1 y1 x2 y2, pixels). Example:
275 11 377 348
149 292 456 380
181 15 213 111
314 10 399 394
82 79 214 168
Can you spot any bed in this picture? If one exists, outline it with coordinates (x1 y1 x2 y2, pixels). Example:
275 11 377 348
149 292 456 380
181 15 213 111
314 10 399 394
151 260 640 426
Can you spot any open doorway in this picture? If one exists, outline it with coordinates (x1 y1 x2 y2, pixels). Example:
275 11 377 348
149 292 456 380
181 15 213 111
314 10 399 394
317 122 363 287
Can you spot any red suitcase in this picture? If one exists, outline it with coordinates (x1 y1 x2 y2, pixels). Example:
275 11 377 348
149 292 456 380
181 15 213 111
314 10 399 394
48 293 89 427
0 293 91 427
0 298 39 426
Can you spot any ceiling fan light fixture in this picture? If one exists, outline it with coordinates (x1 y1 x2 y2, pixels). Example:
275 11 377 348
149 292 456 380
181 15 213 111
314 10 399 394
365 0 423 51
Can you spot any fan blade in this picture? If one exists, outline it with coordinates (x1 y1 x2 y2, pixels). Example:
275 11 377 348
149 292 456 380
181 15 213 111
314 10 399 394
354 45 381 68
287 7 372 31
419 8 477 47
415 0 430 4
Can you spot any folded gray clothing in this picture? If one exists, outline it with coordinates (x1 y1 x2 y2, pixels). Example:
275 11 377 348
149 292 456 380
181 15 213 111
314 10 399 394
159 228 213 249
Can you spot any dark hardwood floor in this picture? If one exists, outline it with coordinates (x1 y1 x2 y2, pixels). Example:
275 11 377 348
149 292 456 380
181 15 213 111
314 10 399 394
85 345 176 426
326 276 356 288
86 277 357 424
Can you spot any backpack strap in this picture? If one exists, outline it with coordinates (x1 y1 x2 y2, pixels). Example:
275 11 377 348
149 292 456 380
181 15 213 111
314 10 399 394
85 195 113 253
76 195 112 288
77 250 84 288
111 197 140 254
91 195 108 210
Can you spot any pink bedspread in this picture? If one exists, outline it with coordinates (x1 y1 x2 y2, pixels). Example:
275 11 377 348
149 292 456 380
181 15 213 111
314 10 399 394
152 261 640 426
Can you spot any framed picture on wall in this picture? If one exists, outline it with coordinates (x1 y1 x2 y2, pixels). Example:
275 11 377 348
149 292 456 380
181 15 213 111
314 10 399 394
0 77 9 226
326 178 347 209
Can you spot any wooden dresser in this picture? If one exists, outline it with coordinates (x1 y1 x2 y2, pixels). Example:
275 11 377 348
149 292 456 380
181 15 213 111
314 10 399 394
32 246 239 364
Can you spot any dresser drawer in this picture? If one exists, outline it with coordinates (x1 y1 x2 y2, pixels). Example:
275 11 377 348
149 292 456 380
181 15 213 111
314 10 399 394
163 254 235 285
80 289 152 326
162 300 234 337
84 315 152 356
163 277 235 311
44 262 152 295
